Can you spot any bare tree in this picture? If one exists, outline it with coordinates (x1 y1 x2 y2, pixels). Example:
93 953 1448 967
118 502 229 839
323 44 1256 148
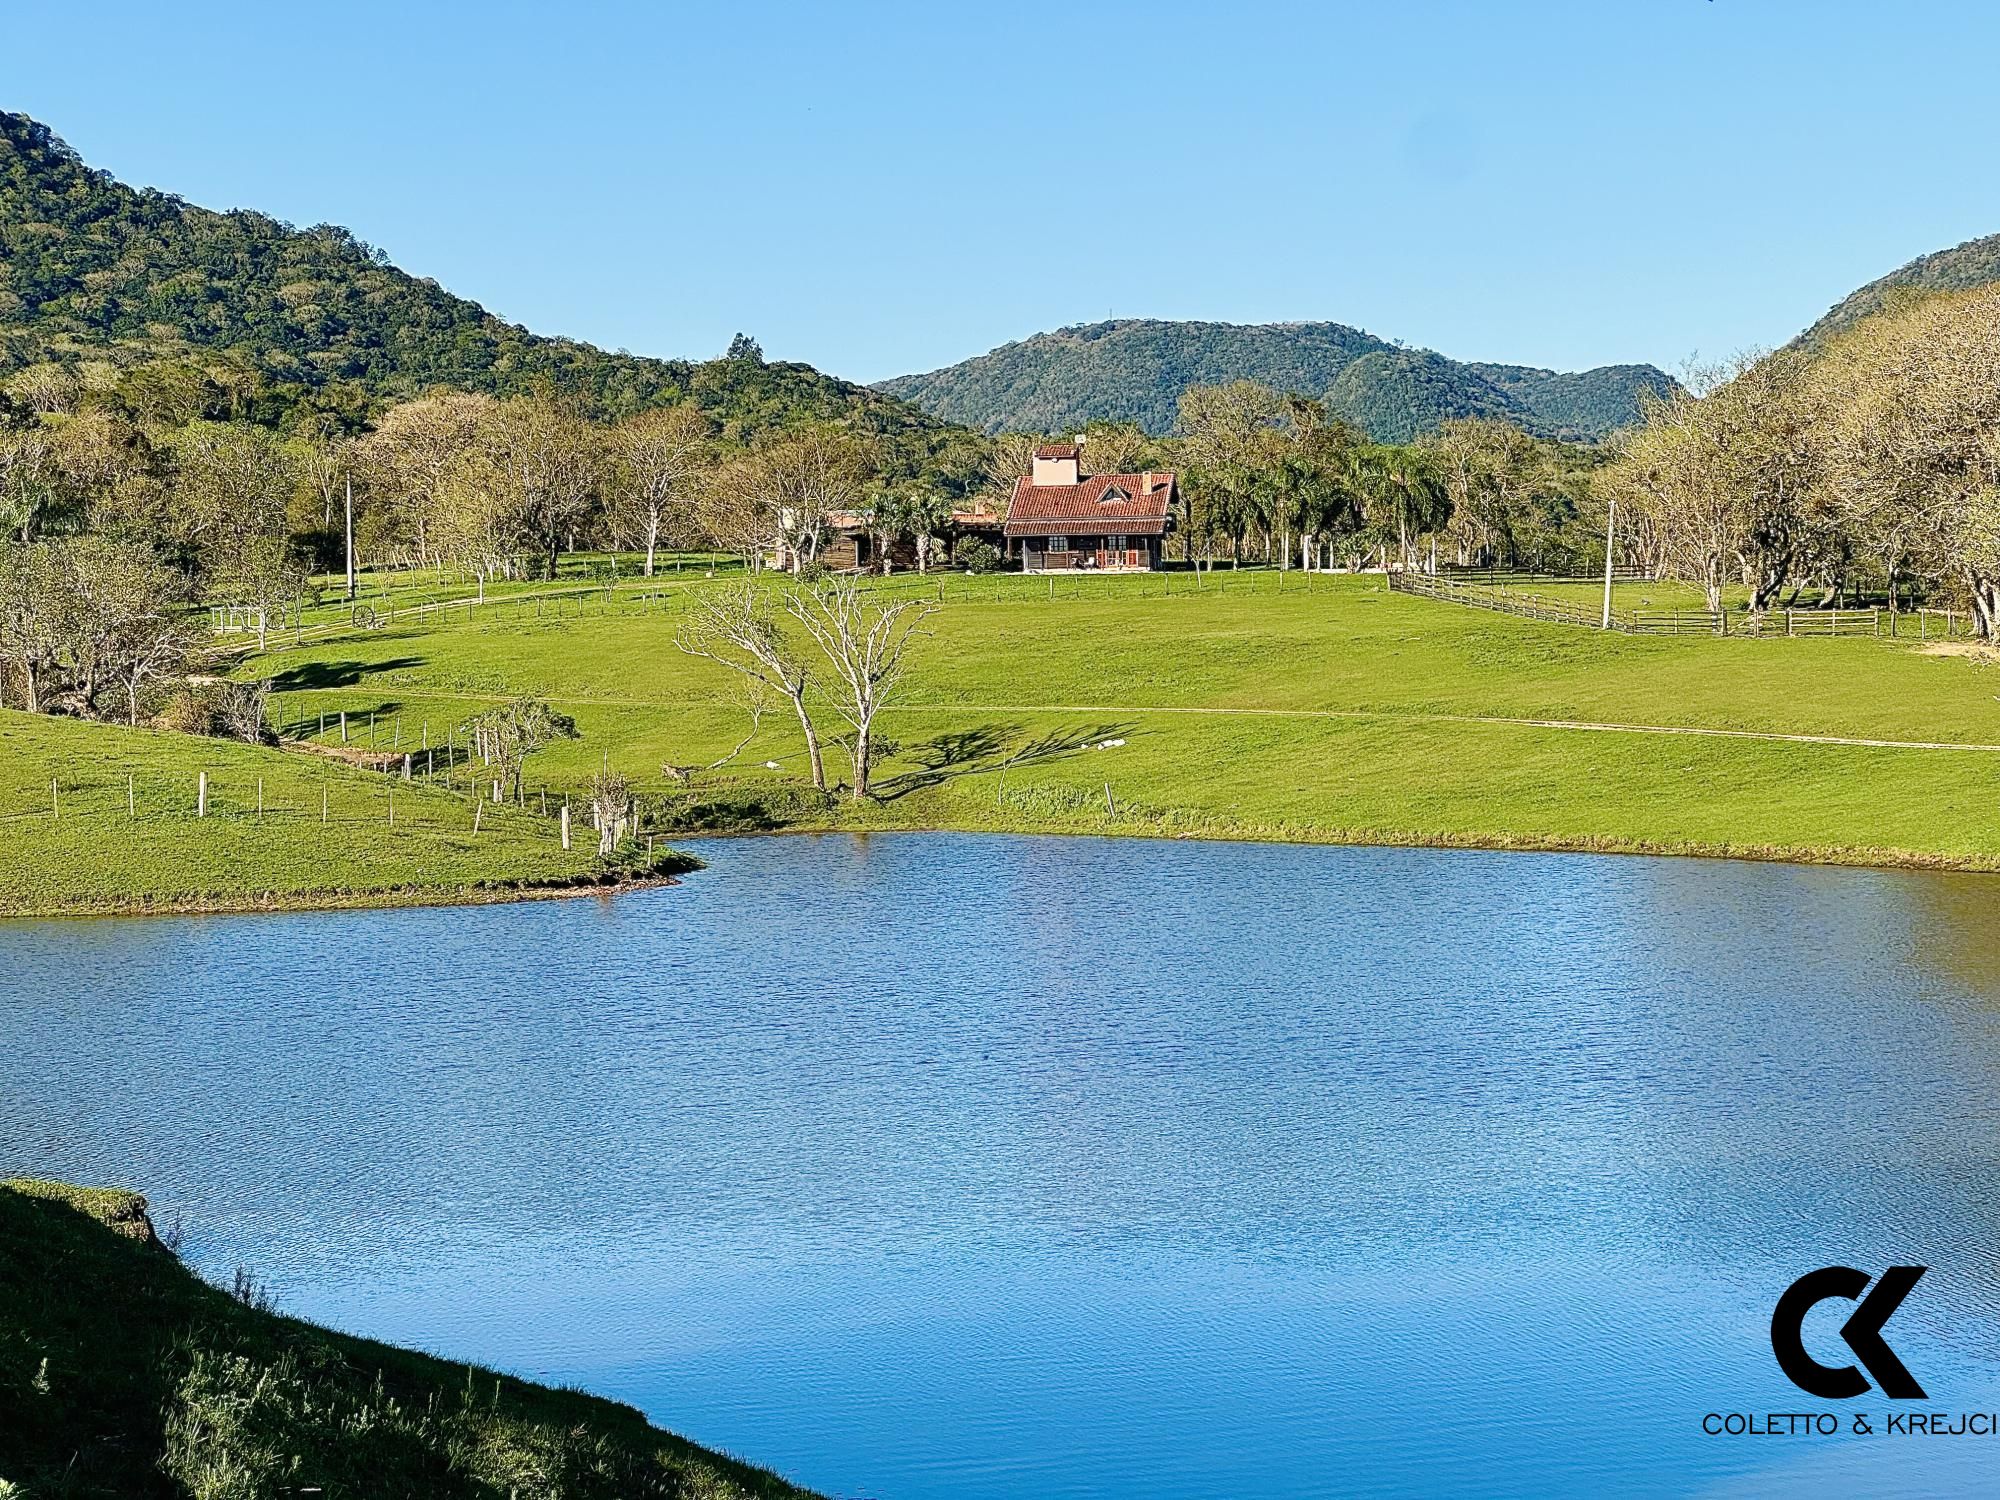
676 582 827 791
165 421 296 580
466 696 579 802
217 678 274 744
358 393 497 570
1604 352 1820 614
740 425 872 573
0 542 67 711
783 578 935 799
588 765 634 856
480 398 601 581
608 405 711 576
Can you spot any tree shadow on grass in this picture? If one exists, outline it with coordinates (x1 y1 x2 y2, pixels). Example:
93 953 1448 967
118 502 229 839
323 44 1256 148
266 658 426 693
870 719 1140 802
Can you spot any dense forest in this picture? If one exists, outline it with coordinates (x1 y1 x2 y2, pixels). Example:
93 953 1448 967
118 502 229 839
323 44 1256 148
0 111 958 466
876 318 1679 442
1793 230 2000 348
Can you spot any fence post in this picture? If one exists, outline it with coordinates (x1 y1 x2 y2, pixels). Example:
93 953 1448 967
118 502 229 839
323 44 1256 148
257 777 264 817
50 777 58 819
128 774 135 819
560 803 572 850
402 753 412 781
340 711 348 743
198 771 208 819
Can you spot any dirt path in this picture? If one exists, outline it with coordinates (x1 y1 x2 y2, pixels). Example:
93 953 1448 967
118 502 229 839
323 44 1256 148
882 703 2000 753
270 683 2000 755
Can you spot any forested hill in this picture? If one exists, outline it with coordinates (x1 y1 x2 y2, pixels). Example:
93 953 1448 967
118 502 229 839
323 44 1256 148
876 319 1679 442
1794 231 2000 347
0 111 950 442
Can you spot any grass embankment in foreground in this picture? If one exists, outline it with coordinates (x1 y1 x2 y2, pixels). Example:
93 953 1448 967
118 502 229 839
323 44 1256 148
235 569 2000 872
0 1180 816 1500
0 712 682 917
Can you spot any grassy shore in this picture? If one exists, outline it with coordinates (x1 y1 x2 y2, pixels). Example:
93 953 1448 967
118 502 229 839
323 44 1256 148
0 711 686 917
8 567 2000 912
0 1179 816 1499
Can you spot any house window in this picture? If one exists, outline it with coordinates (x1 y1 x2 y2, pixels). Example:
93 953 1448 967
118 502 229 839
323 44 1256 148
1048 535 1069 552
1106 534 1127 552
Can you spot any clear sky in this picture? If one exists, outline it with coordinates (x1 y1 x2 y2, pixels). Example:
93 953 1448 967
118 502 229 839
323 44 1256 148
8 1 1999 385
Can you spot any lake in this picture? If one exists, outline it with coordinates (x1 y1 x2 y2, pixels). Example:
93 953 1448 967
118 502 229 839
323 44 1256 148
8 834 2000 1497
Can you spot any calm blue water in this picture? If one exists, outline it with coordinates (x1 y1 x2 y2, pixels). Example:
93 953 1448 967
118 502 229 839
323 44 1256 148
8 835 2000 1497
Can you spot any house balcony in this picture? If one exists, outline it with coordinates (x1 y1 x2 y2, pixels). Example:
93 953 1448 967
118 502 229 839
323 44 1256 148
1022 547 1151 573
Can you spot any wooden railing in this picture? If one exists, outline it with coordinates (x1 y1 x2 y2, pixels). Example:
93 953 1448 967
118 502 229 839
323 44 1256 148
1388 569 1723 635
1025 548 1146 571
1436 565 1647 587
1388 569 2000 642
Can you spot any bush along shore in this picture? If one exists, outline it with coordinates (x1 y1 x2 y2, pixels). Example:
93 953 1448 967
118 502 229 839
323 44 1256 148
0 1179 819 1499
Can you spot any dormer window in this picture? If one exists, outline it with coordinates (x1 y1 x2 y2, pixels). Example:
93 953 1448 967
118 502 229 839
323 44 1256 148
1099 485 1129 504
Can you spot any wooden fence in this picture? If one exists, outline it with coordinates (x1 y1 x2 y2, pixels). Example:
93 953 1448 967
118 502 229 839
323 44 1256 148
1392 569 1994 643
1436 565 1648 587
1388 570 1724 635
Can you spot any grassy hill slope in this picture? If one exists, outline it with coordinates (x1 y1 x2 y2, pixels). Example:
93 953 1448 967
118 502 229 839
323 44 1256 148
876 318 1677 441
237 571 2000 873
0 707 647 916
0 1179 815 1499
0 111 954 446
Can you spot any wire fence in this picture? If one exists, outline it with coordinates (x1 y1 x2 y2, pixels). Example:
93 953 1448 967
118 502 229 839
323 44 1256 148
4 765 559 837
1390 569 1985 642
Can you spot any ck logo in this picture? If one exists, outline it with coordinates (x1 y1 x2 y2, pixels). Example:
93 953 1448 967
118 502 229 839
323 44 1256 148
1770 1265 1928 1400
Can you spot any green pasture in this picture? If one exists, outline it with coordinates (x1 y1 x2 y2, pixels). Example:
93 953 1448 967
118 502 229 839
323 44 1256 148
245 570 2000 867
12 567 2000 914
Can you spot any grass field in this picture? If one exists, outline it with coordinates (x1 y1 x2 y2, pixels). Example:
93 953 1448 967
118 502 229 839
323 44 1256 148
0 711 645 916
10 566 2000 912
0 1179 816 1498
243 569 2000 867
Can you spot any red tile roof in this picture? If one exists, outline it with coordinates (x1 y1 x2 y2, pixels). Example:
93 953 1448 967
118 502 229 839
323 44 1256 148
1034 442 1081 460
1003 471 1176 537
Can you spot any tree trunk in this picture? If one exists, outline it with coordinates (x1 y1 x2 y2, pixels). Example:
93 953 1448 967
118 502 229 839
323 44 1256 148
644 513 659 577
788 689 827 790
851 721 871 800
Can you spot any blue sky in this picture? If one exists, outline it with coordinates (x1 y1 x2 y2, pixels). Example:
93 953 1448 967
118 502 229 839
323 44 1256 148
9 1 1999 384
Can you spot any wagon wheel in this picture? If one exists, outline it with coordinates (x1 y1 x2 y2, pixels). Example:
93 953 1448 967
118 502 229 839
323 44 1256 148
351 604 379 630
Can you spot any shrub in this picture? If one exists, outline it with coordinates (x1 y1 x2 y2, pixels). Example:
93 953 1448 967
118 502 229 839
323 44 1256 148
954 538 1001 574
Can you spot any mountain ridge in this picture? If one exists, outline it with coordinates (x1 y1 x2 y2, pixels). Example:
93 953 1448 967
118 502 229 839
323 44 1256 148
877 317 1679 442
1793 230 2000 348
0 110 953 449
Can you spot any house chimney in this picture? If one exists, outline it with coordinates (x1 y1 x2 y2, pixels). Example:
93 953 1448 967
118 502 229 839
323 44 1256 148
1031 442 1082 487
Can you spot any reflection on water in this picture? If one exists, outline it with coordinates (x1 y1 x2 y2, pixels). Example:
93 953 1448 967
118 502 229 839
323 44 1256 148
6 835 2000 1498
